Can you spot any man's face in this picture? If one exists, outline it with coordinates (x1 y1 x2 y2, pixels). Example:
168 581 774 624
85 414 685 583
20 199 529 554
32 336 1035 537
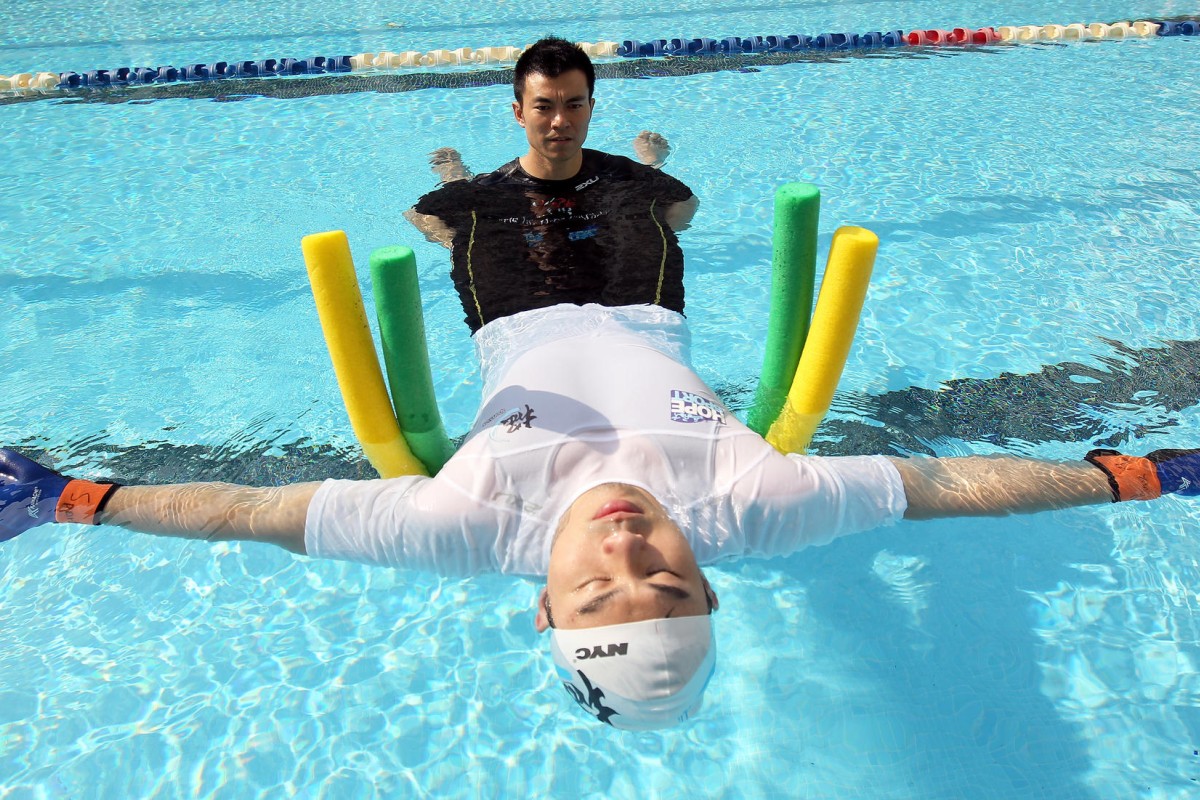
512 69 595 169
536 483 717 632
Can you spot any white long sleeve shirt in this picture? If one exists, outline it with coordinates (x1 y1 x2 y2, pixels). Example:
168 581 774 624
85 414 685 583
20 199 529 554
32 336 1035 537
305 304 906 576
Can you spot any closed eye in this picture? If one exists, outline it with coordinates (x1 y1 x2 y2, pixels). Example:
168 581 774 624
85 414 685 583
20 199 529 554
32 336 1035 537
575 583 692 616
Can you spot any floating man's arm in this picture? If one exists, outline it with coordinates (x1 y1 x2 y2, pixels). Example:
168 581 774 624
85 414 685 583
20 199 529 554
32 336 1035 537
0 448 316 554
101 482 320 554
888 449 1200 520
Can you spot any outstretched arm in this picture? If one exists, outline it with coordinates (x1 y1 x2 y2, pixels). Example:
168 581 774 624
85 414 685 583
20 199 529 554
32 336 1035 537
888 456 1111 519
888 448 1200 520
1 448 316 554
101 482 319 554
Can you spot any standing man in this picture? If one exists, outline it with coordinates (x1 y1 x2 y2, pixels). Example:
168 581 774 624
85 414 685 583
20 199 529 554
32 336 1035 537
403 37 700 332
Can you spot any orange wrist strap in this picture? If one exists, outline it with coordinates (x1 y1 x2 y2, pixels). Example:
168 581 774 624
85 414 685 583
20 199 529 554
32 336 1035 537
1085 452 1162 502
55 480 119 525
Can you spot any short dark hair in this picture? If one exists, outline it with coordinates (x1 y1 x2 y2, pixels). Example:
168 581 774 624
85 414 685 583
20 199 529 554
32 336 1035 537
513 37 596 103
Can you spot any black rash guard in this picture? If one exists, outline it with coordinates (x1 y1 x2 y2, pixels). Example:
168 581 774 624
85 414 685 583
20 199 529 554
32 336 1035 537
413 149 694 332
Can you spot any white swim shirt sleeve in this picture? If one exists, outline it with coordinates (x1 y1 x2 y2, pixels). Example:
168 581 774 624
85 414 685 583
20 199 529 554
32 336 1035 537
304 477 502 575
734 453 908 558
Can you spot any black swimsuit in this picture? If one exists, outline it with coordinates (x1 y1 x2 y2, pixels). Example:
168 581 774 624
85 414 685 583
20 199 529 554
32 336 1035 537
413 149 693 332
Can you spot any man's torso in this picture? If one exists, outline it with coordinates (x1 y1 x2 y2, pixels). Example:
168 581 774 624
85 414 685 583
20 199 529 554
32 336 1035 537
413 150 693 331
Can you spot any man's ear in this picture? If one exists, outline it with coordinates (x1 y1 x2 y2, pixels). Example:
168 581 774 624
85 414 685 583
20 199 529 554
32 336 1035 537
701 574 720 612
534 586 550 632
512 100 525 127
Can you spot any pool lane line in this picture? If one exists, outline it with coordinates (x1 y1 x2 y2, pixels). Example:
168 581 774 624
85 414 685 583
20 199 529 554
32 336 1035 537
1 17 1197 101
0 27 1177 109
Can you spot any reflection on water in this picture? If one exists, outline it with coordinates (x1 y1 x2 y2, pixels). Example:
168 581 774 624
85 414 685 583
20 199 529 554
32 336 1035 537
8 336 1197 486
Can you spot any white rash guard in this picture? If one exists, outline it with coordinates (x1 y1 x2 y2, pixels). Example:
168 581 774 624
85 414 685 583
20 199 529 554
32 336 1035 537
305 304 906 576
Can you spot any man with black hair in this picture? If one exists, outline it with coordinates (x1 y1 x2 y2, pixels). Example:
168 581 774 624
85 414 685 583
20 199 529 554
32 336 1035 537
404 37 699 332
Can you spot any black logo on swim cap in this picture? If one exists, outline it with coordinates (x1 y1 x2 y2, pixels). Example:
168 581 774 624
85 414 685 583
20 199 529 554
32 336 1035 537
563 669 619 726
574 642 628 660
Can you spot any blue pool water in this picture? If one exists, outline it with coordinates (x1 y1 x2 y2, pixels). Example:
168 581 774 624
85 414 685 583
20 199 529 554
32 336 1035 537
2 1 1200 797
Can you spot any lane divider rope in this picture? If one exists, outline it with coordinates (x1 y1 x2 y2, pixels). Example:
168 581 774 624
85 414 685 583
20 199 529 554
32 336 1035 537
1 20 1196 94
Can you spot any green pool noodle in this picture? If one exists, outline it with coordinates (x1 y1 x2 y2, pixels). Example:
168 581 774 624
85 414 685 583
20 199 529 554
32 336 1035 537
746 182 820 435
369 246 455 474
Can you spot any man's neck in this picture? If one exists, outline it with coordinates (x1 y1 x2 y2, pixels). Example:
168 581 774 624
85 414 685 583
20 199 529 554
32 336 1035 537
519 151 584 181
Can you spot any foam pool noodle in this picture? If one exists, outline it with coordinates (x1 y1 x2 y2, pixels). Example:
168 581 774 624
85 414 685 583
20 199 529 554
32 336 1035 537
370 246 455 474
302 231 428 478
746 182 820 436
766 226 878 455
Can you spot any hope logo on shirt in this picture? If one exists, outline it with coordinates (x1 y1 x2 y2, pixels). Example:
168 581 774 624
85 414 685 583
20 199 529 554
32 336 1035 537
670 389 726 424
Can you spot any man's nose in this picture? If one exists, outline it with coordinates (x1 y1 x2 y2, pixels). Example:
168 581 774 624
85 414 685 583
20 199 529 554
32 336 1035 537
601 528 648 559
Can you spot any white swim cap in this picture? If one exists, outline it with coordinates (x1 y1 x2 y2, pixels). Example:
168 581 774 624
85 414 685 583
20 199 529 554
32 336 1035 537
550 616 715 731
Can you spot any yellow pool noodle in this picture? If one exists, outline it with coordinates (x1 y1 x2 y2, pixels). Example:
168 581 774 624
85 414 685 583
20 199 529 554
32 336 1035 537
766 226 878 455
302 230 428 478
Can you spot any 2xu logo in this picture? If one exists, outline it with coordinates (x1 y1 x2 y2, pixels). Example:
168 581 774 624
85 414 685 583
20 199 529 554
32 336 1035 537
575 642 628 660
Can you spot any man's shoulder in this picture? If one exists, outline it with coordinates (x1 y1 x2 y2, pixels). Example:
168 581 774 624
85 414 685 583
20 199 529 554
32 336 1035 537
583 149 691 194
471 158 524 187
583 149 645 178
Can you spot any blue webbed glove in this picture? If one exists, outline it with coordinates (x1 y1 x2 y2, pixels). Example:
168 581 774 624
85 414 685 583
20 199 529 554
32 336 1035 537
1085 448 1200 502
0 448 119 542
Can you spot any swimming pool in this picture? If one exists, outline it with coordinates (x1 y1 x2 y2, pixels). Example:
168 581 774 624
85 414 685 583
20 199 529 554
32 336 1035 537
2 0 1200 796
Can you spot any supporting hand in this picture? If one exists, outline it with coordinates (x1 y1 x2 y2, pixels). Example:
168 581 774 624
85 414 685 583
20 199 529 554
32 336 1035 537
632 131 671 168
0 448 118 542
429 147 472 183
1085 448 1200 501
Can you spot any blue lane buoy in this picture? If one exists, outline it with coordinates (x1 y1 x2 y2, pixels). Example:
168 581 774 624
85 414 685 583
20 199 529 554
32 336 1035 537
813 32 853 50
664 38 689 55
718 36 741 53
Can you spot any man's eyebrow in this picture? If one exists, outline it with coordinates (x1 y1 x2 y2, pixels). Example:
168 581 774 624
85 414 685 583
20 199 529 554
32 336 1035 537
531 94 588 104
575 584 691 616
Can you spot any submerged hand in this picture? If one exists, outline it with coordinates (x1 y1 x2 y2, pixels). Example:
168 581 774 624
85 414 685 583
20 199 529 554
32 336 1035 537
633 131 671 168
0 448 117 541
429 147 472 183
1085 448 1200 501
